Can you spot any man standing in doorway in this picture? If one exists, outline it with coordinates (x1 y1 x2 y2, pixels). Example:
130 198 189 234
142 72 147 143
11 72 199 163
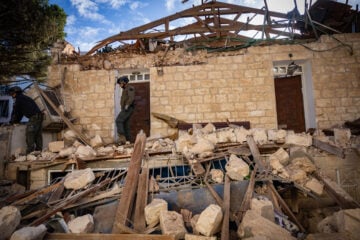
9 86 43 154
116 76 135 145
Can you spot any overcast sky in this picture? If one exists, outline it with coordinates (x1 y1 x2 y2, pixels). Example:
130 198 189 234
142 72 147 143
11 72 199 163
49 0 358 52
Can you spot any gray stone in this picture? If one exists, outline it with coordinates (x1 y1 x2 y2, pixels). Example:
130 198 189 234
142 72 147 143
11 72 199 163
68 214 94 233
0 206 21 240
159 210 187 240
10 224 47 240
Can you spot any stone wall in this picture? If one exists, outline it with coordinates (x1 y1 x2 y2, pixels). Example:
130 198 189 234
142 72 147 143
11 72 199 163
47 33 360 141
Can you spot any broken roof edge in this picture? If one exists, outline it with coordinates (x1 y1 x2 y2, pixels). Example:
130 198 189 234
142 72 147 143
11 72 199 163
84 1 302 56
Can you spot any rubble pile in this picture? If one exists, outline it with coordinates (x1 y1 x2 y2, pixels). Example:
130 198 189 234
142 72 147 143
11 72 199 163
0 123 360 240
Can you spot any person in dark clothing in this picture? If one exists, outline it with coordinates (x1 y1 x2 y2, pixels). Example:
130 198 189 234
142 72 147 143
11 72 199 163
115 76 135 145
9 86 43 154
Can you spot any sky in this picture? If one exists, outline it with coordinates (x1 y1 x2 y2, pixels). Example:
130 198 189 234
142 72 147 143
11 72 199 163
49 0 358 52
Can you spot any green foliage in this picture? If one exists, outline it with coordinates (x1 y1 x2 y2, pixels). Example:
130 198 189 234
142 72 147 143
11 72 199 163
0 0 67 82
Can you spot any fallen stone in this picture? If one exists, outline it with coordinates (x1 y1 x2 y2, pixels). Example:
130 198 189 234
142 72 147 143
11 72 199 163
201 123 216 134
210 169 224 183
195 204 223 237
93 201 118 233
0 206 21 240
225 154 249 180
190 138 215 155
58 147 76 158
334 128 351 147
233 126 249 143
251 128 268 145
267 129 287 144
304 178 324 196
159 210 187 240
90 135 103 148
238 210 296 240
145 198 168 226
217 128 236 143
286 133 312 147
269 148 289 166
48 141 65 153
250 196 275 222
68 214 94 233
75 145 97 159
64 168 95 190
10 224 47 240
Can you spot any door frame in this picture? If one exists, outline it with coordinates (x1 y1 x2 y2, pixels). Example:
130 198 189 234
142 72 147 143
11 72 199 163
114 69 150 142
273 60 316 131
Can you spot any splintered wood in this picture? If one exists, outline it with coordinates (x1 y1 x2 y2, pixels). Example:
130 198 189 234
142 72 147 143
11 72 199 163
112 132 147 233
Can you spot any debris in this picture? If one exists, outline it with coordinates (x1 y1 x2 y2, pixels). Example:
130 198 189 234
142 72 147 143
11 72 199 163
0 206 21 240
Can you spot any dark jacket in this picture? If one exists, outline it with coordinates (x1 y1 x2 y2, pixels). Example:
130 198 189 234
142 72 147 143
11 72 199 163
11 93 41 123
120 85 135 109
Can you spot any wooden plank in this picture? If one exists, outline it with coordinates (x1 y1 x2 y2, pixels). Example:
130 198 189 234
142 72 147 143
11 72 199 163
191 161 206 176
235 166 256 225
34 82 91 146
204 163 223 206
246 135 265 171
45 233 175 240
112 132 147 233
221 175 230 240
267 181 306 232
133 167 149 232
11 181 62 206
30 178 111 226
312 138 345 158
314 172 360 209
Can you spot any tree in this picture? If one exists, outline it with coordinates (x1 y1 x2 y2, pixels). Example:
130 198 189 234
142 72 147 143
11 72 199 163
0 0 66 82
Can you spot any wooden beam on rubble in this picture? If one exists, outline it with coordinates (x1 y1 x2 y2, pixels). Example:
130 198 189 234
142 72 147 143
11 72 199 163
34 82 91 146
221 175 231 240
112 132 147 233
312 138 345 158
313 172 360 209
133 167 149 232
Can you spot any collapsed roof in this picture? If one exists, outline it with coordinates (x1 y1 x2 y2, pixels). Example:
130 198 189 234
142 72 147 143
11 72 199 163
85 0 359 56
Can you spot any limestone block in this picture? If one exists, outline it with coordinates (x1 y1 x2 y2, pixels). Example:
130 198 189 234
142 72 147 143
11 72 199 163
334 128 351 147
290 157 316 174
90 135 103 148
210 169 224 183
96 146 114 156
175 133 197 153
233 126 249 143
251 128 268 145
286 167 307 183
225 154 249 180
202 132 218 145
0 206 21 240
286 133 312 147
93 201 118 233
195 204 223 237
10 224 47 240
159 210 187 240
145 198 168 226
267 129 287 143
64 168 95 190
250 197 275 222
185 234 216 240
39 151 57 160
63 130 77 141
68 214 94 233
201 123 216 134
318 208 360 239
304 178 324 196
75 145 97 159
238 210 296 240
217 128 236 143
190 138 215 155
191 214 200 235
48 141 65 153
269 148 289 166
58 147 76 158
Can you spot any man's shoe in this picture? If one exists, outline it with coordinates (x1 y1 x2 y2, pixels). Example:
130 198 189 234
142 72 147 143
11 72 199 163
118 135 126 145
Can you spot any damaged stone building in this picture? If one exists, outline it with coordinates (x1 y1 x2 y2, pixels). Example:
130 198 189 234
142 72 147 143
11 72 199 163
0 0 360 239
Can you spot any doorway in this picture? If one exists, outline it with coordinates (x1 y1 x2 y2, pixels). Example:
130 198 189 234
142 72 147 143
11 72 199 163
275 75 306 133
114 70 150 142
